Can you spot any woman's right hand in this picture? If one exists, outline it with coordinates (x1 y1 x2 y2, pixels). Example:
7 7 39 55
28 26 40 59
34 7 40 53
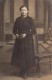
16 34 19 38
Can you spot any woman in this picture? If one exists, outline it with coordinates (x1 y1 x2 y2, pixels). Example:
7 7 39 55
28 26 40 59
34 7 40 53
11 5 36 79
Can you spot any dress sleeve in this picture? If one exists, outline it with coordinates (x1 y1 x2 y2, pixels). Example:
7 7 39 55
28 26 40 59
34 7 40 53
13 19 18 35
30 18 36 35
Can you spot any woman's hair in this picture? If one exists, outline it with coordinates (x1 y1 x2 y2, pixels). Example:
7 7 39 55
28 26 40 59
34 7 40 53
19 5 29 11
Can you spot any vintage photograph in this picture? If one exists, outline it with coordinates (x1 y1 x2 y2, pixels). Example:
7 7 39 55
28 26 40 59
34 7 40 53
0 0 52 80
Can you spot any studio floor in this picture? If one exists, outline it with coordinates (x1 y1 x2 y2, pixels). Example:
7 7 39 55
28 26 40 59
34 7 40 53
0 39 52 80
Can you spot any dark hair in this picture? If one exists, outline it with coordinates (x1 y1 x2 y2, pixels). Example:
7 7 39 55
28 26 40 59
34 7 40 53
19 5 29 11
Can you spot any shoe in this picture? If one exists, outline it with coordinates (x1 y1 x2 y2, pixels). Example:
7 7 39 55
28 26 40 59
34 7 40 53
22 73 27 79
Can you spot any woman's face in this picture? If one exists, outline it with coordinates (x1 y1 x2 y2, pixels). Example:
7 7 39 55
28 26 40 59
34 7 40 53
20 7 28 16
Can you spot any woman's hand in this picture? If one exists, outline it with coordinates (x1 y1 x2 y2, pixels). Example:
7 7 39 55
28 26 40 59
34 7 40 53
19 34 26 38
16 34 19 38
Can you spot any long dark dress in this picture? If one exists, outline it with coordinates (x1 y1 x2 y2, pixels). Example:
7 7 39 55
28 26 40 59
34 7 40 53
11 16 36 69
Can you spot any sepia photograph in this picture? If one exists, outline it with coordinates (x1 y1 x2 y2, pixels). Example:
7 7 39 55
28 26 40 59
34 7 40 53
0 0 52 80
